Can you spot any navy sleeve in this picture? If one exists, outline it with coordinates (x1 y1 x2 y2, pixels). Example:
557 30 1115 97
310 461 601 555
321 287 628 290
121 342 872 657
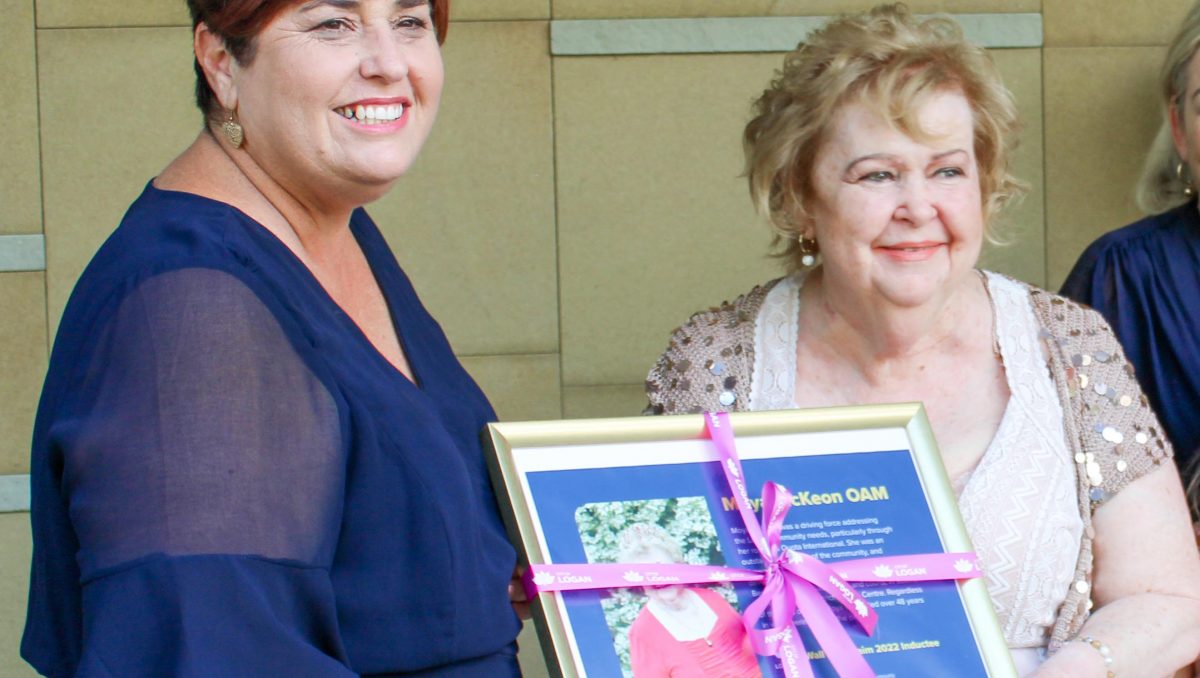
24 267 354 677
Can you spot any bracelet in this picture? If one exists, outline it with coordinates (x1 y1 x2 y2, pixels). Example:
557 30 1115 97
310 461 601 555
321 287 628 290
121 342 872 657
1077 635 1115 678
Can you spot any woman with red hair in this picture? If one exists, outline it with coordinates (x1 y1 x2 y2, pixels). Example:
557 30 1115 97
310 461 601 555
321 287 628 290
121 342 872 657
22 1 524 675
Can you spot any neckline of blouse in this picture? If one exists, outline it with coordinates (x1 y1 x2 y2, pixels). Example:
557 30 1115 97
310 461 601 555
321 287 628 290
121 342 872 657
144 180 426 391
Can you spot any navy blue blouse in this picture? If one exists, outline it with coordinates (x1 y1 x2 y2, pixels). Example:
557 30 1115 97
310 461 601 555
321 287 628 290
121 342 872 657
1061 203 1200 469
22 183 522 677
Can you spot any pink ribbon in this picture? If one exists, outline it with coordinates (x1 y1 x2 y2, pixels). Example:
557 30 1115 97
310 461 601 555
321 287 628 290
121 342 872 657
524 411 982 677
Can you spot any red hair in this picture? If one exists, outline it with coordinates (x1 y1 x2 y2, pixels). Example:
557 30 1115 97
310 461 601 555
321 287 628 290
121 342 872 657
188 0 450 119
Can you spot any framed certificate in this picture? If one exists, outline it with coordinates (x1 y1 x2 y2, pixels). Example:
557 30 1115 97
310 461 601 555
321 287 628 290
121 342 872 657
485 405 1016 678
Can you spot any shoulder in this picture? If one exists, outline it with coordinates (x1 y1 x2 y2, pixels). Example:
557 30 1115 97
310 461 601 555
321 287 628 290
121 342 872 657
109 182 255 259
1082 205 1196 255
1015 279 1174 498
62 184 291 334
986 272 1108 329
1020 279 1112 331
51 252 319 415
1062 206 1198 296
673 280 778 338
628 605 661 641
644 279 782 414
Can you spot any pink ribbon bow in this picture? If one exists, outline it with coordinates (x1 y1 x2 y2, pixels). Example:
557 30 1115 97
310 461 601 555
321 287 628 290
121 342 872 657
708 411 875 677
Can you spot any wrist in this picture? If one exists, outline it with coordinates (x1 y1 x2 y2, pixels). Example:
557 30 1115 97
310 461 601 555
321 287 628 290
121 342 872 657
1073 635 1115 678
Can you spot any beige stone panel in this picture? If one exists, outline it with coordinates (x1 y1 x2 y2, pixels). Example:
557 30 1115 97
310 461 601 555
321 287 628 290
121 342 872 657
454 0 549 20
0 273 48 476
39 27 198 335
552 0 1037 20
978 49 1046 288
517 620 550 678
556 52 778 386
562 384 647 419
0 512 36 678
1044 47 1164 289
1044 0 1193 47
36 0 187 28
374 21 557 356
459 354 562 422
1 0 41 236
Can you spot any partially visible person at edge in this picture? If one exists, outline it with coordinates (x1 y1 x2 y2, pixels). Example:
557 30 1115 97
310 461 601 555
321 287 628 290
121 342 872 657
21 1 528 675
1060 0 1200 475
644 5 1200 677
617 523 762 678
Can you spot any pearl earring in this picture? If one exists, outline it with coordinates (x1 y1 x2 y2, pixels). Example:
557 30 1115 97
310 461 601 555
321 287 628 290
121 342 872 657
797 236 819 267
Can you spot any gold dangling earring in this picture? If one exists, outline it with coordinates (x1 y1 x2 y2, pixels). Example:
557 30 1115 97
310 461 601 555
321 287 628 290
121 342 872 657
797 235 819 267
220 109 244 148
1177 161 1195 198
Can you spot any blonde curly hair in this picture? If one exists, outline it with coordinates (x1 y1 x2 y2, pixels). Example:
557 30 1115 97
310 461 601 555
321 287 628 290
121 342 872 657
744 2 1025 270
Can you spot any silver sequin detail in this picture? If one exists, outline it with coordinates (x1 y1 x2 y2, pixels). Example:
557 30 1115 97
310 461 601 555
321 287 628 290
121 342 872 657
718 390 737 407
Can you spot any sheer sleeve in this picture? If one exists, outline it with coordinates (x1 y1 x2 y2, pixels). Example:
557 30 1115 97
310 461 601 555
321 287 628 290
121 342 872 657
35 267 354 676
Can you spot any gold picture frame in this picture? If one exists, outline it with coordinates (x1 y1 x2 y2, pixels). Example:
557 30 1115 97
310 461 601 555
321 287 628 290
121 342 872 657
485 404 1016 678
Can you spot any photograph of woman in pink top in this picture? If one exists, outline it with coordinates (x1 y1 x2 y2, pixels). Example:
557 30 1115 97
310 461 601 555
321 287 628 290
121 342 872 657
617 523 762 677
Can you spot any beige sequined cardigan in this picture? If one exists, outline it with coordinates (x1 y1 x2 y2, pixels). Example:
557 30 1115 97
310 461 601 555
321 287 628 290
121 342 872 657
643 274 1174 651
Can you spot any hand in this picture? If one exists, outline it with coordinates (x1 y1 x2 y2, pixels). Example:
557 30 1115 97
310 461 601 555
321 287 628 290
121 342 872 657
509 565 531 620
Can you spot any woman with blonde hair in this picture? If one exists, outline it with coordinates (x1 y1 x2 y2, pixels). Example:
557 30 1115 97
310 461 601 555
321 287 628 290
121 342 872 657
1061 1 1200 474
646 4 1200 675
617 523 760 678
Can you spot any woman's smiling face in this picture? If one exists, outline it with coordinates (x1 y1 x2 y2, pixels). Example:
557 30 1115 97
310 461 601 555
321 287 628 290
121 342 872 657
806 89 985 310
229 0 443 206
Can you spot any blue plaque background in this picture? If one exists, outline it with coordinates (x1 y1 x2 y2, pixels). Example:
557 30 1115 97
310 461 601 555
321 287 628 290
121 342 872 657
526 448 989 677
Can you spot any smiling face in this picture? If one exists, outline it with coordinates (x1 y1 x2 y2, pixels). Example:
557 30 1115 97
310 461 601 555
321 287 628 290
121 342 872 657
229 0 443 208
806 89 984 310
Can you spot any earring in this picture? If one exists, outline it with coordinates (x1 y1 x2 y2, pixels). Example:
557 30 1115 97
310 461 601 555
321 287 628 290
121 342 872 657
797 235 819 267
1177 162 1195 198
220 110 244 148
1177 162 1196 198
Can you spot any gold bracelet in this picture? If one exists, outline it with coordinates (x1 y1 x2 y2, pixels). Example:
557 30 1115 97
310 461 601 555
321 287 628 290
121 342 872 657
1077 635 1114 678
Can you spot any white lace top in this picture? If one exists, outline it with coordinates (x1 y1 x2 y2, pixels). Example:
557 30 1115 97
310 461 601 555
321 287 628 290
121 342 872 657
749 270 1082 674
